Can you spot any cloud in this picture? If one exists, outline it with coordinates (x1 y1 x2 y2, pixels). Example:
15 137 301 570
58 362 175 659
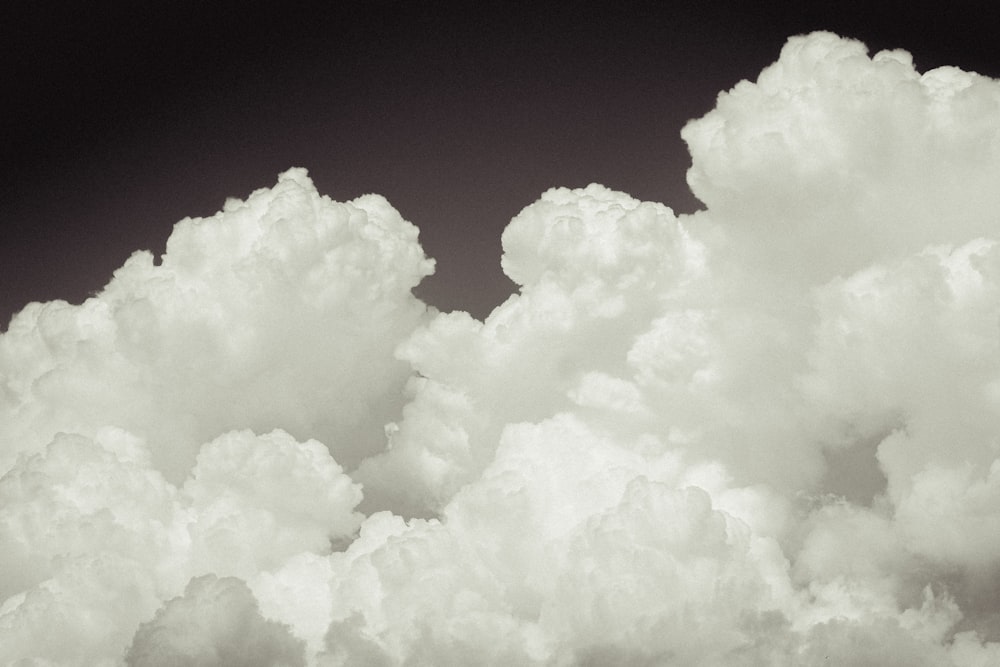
682 31 1000 285
355 183 704 513
0 168 434 483
126 574 306 667
0 426 361 663
3 30 1000 666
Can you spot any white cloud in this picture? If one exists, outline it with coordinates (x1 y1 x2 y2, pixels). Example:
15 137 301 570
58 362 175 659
0 168 434 483
126 574 306 667
3 30 1000 666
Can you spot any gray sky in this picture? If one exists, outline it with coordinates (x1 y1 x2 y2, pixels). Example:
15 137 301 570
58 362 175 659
5 1 999 324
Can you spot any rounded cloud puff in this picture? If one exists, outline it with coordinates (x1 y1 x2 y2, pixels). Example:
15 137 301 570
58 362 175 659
0 168 434 482
0 427 361 663
126 574 306 667
500 183 697 290
683 31 1000 284
184 429 364 580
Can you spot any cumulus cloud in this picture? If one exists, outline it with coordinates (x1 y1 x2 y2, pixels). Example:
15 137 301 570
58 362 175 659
0 168 433 482
126 574 306 667
3 30 1000 666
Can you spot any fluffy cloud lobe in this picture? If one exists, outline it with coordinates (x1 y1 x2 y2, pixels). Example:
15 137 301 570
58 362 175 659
3 32 1000 666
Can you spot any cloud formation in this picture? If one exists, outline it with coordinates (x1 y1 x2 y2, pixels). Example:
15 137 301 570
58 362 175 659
3 31 1000 665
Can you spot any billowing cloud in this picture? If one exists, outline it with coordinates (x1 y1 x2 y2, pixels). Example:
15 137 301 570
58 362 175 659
126 574 306 667
0 168 433 483
3 30 1000 666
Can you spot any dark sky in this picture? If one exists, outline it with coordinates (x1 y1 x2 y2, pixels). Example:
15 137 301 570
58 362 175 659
5 1 1000 325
